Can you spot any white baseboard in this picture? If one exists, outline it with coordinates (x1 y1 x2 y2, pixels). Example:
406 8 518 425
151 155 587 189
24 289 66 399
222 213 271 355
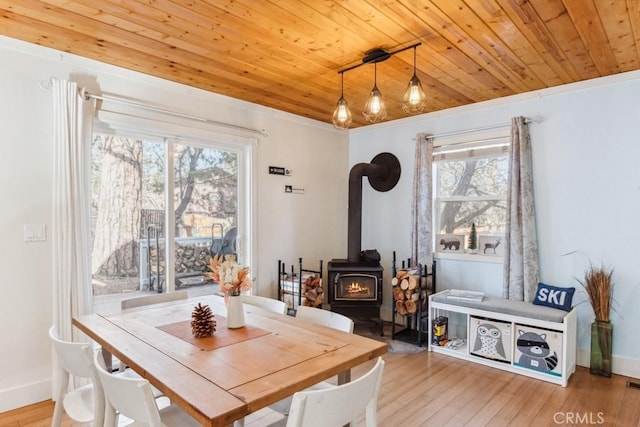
577 349 640 380
0 379 51 413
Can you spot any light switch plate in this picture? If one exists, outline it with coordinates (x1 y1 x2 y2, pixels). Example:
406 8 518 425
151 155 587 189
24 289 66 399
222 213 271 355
24 224 46 242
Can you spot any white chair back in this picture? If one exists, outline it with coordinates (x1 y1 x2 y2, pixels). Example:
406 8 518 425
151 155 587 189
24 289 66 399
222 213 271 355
49 325 103 427
295 306 354 333
286 357 385 427
94 349 165 426
121 290 188 309
97 349 201 426
242 294 287 315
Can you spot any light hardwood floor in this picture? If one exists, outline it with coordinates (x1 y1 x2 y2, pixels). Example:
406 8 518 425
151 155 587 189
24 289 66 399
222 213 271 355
2 351 639 427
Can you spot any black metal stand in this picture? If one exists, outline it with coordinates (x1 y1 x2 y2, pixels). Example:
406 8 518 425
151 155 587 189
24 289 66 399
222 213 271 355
146 224 164 293
278 258 323 316
390 251 436 347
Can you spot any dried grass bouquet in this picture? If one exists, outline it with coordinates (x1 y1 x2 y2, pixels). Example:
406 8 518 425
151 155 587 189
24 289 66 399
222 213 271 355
577 261 613 322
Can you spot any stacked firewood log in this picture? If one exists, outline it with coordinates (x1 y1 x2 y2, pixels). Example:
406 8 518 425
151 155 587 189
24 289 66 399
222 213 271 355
302 274 324 307
392 268 420 315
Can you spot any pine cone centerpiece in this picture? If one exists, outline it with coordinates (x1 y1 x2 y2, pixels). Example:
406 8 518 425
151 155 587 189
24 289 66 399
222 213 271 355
191 303 216 338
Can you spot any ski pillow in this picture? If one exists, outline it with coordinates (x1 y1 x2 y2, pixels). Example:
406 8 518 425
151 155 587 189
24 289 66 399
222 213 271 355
532 283 575 312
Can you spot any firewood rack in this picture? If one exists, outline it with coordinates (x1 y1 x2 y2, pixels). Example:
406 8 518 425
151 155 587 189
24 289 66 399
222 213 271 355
277 258 323 316
390 251 436 347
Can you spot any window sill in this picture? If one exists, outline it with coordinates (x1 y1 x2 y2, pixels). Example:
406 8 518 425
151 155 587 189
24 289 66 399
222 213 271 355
434 252 504 264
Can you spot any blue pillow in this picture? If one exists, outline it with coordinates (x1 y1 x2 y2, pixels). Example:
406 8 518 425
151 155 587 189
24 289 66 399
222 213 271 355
532 283 575 312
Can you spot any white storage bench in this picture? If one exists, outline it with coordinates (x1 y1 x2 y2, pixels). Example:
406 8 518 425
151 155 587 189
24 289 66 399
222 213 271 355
428 290 577 386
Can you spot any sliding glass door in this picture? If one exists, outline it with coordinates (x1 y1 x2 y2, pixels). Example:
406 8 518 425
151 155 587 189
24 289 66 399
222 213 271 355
90 132 247 312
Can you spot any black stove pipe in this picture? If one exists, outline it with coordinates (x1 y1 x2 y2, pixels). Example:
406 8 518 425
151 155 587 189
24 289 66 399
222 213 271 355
347 162 388 262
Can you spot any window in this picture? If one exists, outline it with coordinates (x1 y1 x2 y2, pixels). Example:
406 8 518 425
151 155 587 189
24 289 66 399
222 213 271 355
433 130 509 253
90 125 252 313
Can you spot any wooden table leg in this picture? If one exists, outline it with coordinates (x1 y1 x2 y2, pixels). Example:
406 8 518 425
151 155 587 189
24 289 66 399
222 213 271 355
101 348 114 372
337 369 351 385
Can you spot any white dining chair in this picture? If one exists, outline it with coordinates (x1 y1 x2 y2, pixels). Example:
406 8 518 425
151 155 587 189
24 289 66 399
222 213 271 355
120 290 189 309
242 294 287 315
269 306 355 418
295 306 354 333
49 325 105 427
117 290 188 375
94 349 201 427
50 325 167 427
286 357 385 427
94 348 284 427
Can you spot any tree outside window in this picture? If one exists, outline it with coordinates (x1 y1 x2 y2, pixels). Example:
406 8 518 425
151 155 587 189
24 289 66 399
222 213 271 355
91 134 239 296
435 154 508 239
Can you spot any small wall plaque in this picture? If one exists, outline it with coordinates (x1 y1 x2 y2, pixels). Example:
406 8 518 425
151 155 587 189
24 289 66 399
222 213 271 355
269 166 286 175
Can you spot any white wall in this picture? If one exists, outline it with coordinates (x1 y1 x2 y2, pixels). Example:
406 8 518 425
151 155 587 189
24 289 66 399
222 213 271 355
0 36 348 412
349 71 640 378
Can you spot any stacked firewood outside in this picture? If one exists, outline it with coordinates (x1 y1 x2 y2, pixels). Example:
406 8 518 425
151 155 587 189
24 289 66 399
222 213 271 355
392 268 421 315
148 242 211 276
302 274 324 307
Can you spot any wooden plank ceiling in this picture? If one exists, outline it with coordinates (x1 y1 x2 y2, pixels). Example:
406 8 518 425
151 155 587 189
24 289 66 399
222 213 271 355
1 0 639 128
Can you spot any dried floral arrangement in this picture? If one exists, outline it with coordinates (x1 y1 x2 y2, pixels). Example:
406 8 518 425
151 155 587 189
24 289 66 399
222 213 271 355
205 253 252 296
577 261 614 322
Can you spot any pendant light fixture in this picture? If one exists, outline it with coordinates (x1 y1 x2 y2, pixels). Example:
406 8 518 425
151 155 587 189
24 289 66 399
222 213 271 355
332 42 423 128
363 62 387 123
332 72 352 129
402 46 427 114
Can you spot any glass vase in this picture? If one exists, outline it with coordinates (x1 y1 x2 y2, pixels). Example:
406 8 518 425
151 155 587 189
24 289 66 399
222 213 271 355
590 321 612 377
226 295 245 329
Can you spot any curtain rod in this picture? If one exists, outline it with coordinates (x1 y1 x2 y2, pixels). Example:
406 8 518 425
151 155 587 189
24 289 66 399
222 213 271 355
79 88 269 137
428 116 541 140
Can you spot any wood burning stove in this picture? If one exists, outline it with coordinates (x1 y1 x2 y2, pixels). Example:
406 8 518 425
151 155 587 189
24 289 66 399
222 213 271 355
329 260 382 300
328 260 383 322
328 152 401 335
328 260 385 336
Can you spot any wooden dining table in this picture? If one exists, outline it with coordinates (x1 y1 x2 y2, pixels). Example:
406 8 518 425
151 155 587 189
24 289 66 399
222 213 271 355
73 294 387 427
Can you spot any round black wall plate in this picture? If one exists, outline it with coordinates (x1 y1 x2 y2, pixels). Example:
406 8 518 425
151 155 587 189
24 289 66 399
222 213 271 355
368 152 401 192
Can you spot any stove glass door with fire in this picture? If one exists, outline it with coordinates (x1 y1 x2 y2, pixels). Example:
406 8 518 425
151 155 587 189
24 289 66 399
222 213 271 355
334 273 378 301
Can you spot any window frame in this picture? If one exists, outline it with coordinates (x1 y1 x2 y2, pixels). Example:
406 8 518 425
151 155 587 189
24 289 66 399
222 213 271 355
90 109 257 300
432 129 509 262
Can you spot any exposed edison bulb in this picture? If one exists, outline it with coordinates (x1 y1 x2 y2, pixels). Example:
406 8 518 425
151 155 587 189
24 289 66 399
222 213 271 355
337 104 349 121
370 94 382 114
402 74 427 114
363 85 387 123
409 85 422 104
332 96 352 129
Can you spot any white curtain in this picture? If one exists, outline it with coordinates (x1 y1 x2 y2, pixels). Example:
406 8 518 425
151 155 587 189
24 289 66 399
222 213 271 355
410 133 434 270
503 116 539 301
51 79 94 392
